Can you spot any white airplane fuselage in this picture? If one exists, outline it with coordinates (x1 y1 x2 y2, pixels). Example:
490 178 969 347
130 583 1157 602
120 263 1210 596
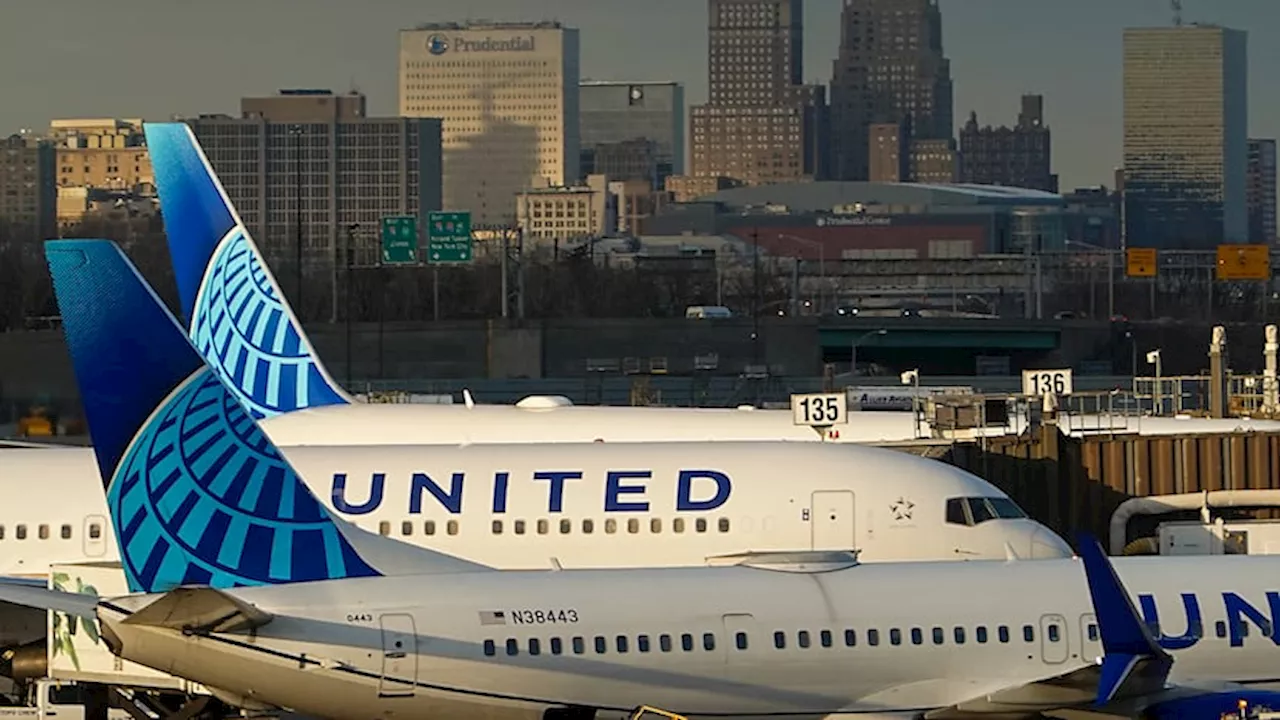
101 555 1280 720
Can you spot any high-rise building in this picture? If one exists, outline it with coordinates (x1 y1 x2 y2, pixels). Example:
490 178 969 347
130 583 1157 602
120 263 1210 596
1248 138 1277 243
0 133 55 239
579 81 684 186
187 91 442 278
830 0 954 181
1123 26 1247 249
49 119 152 191
959 95 1056 192
868 123 907 182
687 0 827 186
399 21 580 226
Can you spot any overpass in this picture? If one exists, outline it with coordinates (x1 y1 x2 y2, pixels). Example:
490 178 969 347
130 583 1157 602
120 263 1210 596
818 317 1063 374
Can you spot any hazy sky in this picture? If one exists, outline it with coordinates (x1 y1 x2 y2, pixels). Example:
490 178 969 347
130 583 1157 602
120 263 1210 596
3 0 1276 190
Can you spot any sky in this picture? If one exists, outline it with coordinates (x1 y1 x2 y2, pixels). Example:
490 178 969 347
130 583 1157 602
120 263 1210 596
2 0 1277 190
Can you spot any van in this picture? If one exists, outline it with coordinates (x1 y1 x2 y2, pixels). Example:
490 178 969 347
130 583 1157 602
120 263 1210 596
685 305 733 319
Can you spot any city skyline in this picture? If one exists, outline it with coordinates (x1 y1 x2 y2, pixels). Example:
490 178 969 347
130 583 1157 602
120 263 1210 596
2 0 1278 191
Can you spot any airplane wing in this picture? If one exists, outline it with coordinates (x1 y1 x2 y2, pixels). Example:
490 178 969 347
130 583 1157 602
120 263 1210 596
123 587 273 634
0 580 98 619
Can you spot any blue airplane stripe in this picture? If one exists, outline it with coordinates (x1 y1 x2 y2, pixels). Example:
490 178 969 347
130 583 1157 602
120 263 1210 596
149 467 186 515
174 493 216 549
129 526 170 590
242 302 267 347
294 360 310 407
230 345 249 387
196 509 233 564
206 442 247 499
227 274 254 322
216 514 250 571
292 483 324 523
156 415 178 433
269 310 291 356
277 460 298 520
181 563 214 586
253 307 279 348
118 497 148 548
220 454 258 510
147 440 176 467
265 359 282 409
290 528 327 581
336 530 371 577
179 418 223 463
251 358 270 406
239 523 274 579
235 455 270 514
187 432 238 482
253 464 286 519
268 525 293 581
164 492 201 542
281 323 302 357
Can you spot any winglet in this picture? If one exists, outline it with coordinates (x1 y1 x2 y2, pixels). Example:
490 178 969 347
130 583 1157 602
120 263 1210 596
144 122 351 418
1074 532 1173 705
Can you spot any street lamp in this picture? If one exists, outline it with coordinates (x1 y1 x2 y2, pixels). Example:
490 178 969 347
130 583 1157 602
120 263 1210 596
778 233 826 314
901 368 921 438
288 124 304 317
1146 348 1162 415
851 329 888 376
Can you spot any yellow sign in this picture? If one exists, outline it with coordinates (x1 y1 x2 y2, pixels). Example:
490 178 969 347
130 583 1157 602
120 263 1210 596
1125 248 1157 278
1216 244 1271 281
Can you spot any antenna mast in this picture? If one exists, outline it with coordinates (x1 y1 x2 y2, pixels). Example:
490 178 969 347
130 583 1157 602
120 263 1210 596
1171 0 1183 26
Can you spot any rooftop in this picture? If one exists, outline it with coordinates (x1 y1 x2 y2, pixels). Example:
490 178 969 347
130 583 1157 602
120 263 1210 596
408 20 564 31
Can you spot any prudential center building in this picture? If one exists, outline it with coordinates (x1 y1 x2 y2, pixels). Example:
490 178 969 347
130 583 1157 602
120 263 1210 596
399 22 581 226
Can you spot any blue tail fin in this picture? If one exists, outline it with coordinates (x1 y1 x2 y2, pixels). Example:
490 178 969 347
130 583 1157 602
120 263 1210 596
144 122 350 419
48 240 389 594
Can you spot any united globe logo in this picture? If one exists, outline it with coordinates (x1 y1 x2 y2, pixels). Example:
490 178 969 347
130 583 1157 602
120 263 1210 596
427 34 449 55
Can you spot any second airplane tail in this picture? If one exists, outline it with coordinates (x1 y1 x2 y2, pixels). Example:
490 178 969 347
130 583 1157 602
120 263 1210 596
144 122 351 419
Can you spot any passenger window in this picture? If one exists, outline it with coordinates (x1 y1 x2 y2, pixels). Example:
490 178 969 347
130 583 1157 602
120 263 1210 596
583 519 594 534
820 630 832 648
703 633 715 651
976 626 988 643
681 634 694 651
89 523 101 539
638 635 650 652
844 629 856 646
889 629 902 646
798 631 810 648
1215 621 1227 638
401 521 412 536
60 525 71 540
447 520 458 535
0 525 5 540
650 518 662 533
867 629 880 646
1048 625 1060 643
594 636 607 653
945 498 968 526
1022 625 1034 642
572 637 585 654
659 634 672 652
528 638 541 656
627 518 639 534
537 519 549 535
954 627 965 644
673 518 685 534
378 521 390 536
16 525 26 540
38 524 48 540
718 518 730 532
774 631 786 649
911 628 923 645
616 636 628 653
550 638 563 655
514 520 526 535
932 627 944 645
735 632 748 650
492 520 503 534
560 519 571 534
998 626 1010 643
1088 624 1099 641
605 519 617 534
696 518 707 533
424 521 436 536
483 639 495 656
506 639 518 656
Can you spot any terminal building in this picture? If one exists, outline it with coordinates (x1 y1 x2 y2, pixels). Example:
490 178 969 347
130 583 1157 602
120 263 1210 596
399 21 581 226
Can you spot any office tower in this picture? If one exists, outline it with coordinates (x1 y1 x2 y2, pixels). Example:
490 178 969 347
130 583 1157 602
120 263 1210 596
1123 26 1247 249
1247 139 1277 243
187 91 442 276
0 133 55 239
959 95 1056 192
830 0 954 181
868 123 907 182
399 21 580 225
687 0 827 186
579 81 684 186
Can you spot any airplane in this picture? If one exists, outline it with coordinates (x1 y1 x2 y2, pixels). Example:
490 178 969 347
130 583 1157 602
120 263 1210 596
144 121 918 445
7 238 1280 720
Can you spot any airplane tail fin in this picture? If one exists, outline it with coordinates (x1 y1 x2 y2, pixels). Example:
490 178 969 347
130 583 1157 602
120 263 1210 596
46 239 485 594
143 122 351 419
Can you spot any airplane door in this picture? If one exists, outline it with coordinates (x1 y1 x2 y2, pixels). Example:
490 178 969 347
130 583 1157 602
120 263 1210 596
1039 614 1068 664
82 515 107 557
720 613 756 664
378 613 417 697
810 491 855 551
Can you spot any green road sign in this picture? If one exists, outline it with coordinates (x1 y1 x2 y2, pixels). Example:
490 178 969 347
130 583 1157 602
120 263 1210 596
380 216 418 265
427 211 473 264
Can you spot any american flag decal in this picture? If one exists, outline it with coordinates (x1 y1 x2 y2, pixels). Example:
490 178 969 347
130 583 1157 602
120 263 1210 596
479 610 507 626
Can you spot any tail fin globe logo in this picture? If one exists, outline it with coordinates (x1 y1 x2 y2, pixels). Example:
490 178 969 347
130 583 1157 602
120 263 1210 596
427 35 449 55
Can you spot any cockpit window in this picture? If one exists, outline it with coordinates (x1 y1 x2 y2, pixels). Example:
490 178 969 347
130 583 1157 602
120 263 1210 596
946 497 1029 526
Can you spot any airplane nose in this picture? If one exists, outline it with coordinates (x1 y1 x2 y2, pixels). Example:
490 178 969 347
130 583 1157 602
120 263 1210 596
1030 526 1073 559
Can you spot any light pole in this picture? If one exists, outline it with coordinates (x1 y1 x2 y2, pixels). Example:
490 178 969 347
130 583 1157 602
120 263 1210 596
1146 348 1162 415
288 124 304 318
850 329 887 376
778 233 826 314
345 224 357 391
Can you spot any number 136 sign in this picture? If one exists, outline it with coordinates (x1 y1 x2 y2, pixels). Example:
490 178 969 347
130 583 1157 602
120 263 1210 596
1021 369 1073 397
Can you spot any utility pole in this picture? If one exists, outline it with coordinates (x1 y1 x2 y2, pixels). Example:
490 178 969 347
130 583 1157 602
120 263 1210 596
752 228 761 365
289 124 304 318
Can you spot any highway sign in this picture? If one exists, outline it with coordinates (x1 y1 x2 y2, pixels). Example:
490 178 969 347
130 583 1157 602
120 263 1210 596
1125 248 1157 278
1216 244 1270 281
427 211 473 264
791 393 848 427
380 216 418 265
1022 369 1073 397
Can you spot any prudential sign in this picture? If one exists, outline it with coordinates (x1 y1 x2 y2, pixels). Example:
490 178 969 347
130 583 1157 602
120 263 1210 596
426 34 537 55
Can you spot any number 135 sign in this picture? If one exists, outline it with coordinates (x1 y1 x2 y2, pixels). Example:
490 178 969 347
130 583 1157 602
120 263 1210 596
1021 369 1073 397
791 393 848 427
